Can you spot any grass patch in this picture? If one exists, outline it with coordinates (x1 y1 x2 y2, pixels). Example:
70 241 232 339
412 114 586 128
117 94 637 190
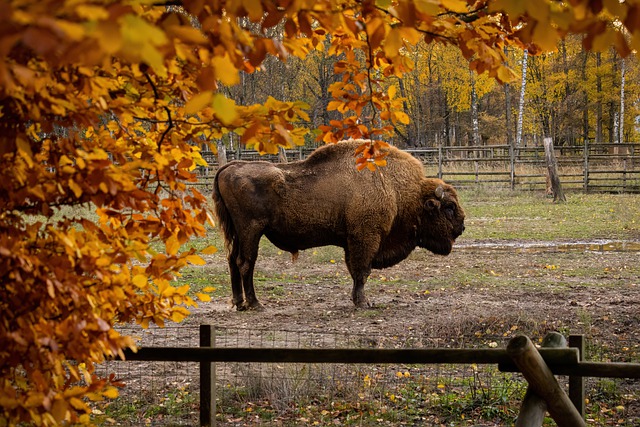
458 190 640 241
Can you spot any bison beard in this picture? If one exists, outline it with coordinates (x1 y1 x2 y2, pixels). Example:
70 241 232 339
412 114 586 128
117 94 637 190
213 140 465 310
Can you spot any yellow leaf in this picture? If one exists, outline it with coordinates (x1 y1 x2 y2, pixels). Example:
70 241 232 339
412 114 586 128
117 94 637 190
388 85 397 99
120 15 168 75
496 65 517 84
202 286 216 292
168 25 207 44
166 234 180 256
201 245 218 255
533 20 560 52
414 0 440 15
76 5 110 20
393 111 410 125
51 399 69 422
212 94 238 126
197 293 211 302
176 284 190 295
243 0 264 21
132 274 148 288
383 28 403 57
441 0 468 13
184 91 212 115
16 136 34 166
211 54 240 86
591 28 616 53
102 387 119 399
171 310 187 323
186 254 206 265
68 179 82 198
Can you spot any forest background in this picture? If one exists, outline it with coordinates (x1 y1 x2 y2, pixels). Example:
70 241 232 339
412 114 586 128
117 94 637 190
1 0 640 426
228 36 640 151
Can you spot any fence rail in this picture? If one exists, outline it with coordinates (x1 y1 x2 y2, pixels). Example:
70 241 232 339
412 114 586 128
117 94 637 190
115 327 640 427
198 141 640 193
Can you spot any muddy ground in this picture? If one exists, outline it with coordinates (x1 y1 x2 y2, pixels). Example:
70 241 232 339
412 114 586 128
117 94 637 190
184 238 640 350
102 237 640 426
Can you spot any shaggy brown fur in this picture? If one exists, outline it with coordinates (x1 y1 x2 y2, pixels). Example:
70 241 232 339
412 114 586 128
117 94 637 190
213 140 465 310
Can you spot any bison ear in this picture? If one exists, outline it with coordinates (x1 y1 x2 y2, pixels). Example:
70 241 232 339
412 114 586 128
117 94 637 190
425 198 441 211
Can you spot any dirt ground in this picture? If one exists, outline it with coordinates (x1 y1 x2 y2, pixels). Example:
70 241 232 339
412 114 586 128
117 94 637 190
185 238 640 350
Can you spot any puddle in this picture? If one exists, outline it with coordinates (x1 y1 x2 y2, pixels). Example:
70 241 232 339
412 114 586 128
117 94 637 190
457 240 640 253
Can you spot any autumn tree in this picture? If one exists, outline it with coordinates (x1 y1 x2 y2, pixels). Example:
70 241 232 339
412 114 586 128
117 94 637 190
1 0 639 425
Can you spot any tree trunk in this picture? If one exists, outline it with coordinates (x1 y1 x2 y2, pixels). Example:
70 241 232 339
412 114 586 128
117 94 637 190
544 137 567 202
581 50 589 143
471 72 479 146
619 57 625 145
504 48 513 148
516 49 528 147
595 53 602 144
216 139 228 167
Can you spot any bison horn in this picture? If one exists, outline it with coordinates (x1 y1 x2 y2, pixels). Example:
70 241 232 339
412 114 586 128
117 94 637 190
435 185 445 200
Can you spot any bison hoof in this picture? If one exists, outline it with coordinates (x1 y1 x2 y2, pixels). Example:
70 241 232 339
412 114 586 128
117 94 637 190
353 299 373 309
236 301 264 312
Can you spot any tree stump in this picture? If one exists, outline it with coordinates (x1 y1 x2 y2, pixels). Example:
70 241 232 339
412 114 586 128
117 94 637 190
543 137 567 202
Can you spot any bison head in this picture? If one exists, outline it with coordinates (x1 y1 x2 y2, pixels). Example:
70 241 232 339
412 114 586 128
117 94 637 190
418 180 465 255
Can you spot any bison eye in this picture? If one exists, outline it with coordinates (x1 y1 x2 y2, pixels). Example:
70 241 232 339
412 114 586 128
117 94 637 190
444 205 455 219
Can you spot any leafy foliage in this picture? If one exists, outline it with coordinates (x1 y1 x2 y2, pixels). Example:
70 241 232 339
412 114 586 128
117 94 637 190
1 0 639 425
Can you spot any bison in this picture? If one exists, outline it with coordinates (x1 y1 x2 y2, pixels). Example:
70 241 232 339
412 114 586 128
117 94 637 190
212 140 465 310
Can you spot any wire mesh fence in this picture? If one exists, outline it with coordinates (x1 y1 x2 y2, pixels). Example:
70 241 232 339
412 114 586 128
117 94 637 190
93 326 640 426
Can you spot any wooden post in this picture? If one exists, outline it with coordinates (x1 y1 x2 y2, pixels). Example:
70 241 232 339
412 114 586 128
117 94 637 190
510 143 515 190
515 332 567 427
216 139 228 167
583 139 589 192
569 335 586 419
278 146 288 163
437 145 443 179
507 335 585 427
200 325 216 427
543 137 567 202
474 160 479 184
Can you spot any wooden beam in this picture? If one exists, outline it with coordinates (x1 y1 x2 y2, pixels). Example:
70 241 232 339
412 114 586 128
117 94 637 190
120 346 577 366
507 335 585 427
515 332 569 427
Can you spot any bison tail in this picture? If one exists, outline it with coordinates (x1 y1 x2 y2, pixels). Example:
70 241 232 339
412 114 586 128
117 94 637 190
212 166 236 257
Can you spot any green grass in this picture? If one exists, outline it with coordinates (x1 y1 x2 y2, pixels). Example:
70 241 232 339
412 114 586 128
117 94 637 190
458 190 640 241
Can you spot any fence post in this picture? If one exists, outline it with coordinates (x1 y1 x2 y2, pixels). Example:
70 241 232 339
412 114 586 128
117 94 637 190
474 160 479 184
569 335 586 419
508 335 585 427
583 139 589 192
437 146 443 179
200 325 216 427
510 143 515 190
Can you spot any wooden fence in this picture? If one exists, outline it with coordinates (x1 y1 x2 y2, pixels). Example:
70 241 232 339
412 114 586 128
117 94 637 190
120 326 640 427
197 141 640 193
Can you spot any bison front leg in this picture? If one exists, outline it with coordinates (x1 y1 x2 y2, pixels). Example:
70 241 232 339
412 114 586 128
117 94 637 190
345 240 377 308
